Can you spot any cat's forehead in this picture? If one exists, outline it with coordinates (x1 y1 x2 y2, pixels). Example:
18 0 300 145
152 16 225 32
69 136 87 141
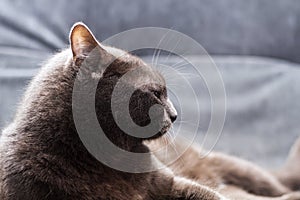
98 45 166 88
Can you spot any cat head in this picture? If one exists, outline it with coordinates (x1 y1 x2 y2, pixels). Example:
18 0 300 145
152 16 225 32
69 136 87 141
70 23 177 143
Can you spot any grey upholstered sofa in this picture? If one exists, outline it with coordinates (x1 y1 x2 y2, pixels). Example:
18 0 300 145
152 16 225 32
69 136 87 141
1 0 300 168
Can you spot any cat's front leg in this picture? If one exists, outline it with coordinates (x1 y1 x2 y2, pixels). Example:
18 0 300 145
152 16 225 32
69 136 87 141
169 176 228 200
149 158 228 200
151 172 228 200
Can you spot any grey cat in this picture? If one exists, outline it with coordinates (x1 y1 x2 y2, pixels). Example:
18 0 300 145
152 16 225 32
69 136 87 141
0 23 227 200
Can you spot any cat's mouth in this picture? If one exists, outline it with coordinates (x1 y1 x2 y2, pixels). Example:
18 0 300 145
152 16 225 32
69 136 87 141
160 120 172 134
146 120 172 140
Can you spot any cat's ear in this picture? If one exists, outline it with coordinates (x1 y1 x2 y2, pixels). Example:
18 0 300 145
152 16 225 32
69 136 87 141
69 22 102 60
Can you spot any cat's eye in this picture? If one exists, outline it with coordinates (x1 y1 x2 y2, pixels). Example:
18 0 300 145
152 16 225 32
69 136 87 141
153 91 161 98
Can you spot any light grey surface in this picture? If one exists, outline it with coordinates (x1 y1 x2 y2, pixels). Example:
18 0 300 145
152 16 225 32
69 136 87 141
1 55 300 169
1 0 300 64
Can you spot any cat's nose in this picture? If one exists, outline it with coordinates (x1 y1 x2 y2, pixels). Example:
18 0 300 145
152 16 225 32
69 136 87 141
166 98 177 123
170 114 177 123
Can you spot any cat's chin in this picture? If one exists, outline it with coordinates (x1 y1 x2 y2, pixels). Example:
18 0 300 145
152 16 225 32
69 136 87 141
144 121 172 141
145 132 165 141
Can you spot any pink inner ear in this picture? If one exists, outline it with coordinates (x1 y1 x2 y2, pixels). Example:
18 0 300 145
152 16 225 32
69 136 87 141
70 24 99 57
73 41 96 56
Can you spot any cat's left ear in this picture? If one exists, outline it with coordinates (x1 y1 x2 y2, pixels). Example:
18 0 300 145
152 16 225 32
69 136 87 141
69 22 104 61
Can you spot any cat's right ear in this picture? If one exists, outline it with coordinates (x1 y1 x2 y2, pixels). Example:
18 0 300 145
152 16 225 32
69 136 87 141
69 22 105 65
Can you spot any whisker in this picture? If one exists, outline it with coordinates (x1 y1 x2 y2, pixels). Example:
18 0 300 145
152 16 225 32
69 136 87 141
165 72 200 84
166 130 184 168
170 51 191 68
165 83 183 87
156 67 165 75
154 49 162 67
170 59 187 69
167 129 179 154
176 121 199 126
177 72 201 79
172 62 190 71
163 135 168 160
164 37 182 63
151 29 172 67
151 49 158 67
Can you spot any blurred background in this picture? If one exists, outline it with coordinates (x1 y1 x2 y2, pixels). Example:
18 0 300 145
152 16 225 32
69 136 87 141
1 0 300 169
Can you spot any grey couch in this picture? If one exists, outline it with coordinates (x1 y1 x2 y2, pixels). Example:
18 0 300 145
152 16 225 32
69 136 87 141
1 0 300 168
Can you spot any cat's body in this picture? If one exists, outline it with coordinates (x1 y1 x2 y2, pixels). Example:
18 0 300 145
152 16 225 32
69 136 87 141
148 138 300 199
274 138 300 191
0 23 299 200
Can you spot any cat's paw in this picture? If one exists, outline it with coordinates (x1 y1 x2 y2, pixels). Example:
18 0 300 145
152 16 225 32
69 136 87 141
219 197 230 200
280 192 300 200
